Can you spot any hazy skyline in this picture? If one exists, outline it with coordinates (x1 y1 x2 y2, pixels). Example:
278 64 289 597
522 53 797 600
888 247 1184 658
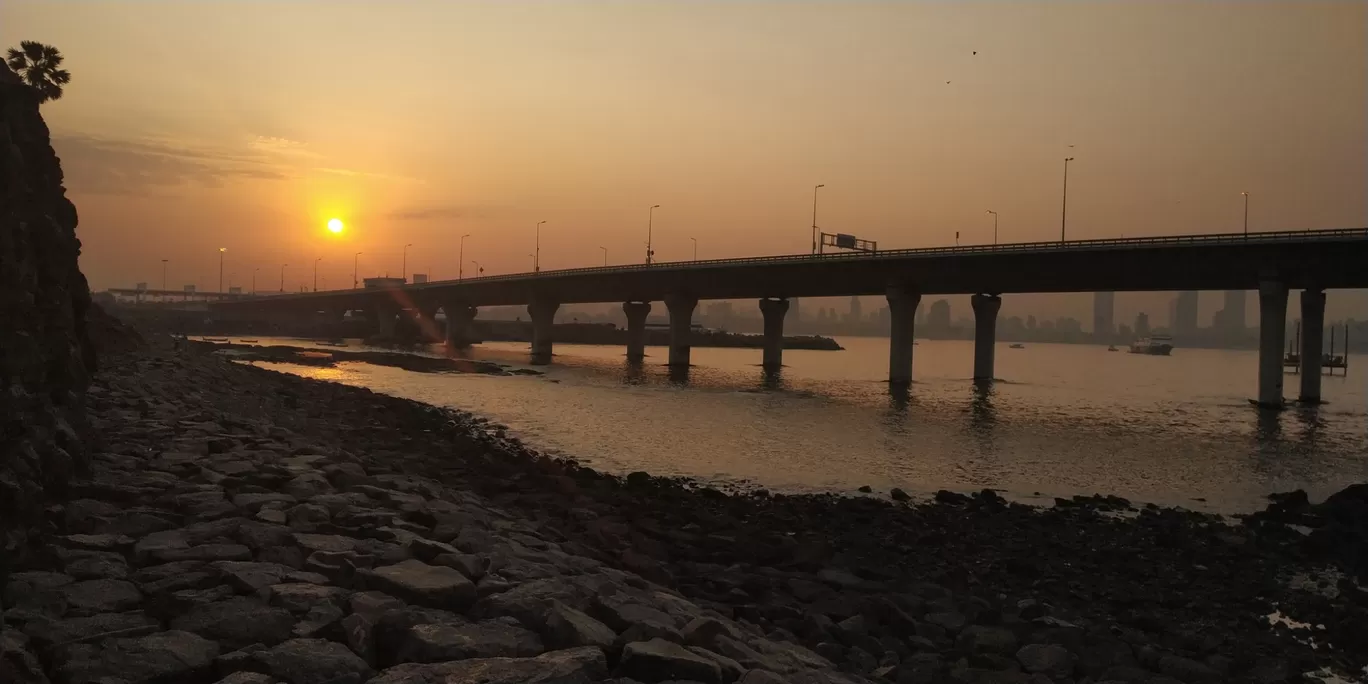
5 1 1365 319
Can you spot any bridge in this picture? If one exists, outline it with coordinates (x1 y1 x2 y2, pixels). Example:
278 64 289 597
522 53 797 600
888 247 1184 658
208 227 1368 408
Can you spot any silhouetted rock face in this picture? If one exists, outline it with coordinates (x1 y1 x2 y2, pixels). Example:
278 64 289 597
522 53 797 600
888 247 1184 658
0 63 93 566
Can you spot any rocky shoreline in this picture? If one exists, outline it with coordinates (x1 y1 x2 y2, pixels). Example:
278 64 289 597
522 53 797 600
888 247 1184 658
190 341 541 377
2 336 1365 684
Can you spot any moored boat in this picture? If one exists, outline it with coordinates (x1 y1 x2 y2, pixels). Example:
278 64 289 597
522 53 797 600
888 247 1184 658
1128 335 1173 356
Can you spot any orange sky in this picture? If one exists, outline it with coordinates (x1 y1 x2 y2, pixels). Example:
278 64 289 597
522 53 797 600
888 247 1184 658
4 1 1365 319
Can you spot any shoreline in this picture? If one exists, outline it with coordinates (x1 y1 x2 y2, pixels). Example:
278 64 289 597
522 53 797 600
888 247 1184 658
7 334 1364 683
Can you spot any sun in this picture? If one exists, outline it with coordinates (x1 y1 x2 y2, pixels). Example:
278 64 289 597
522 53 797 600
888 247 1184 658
327 218 344 234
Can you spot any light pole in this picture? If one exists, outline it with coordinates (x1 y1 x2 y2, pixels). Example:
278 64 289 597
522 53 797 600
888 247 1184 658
402 243 412 282
218 248 226 293
471 260 482 276
986 209 999 244
459 234 470 279
279 264 287 293
161 259 168 290
252 268 258 294
353 252 361 288
646 205 660 265
811 184 825 254
690 237 697 261
1242 191 1249 235
314 258 321 292
535 221 546 272
1060 157 1075 242
599 246 607 266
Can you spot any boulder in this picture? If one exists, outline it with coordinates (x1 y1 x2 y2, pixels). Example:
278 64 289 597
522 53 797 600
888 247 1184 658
253 637 373 684
360 560 476 612
60 579 143 616
23 610 160 648
617 638 722 683
542 601 616 650
52 630 219 684
366 645 607 684
396 617 545 662
1016 643 1075 678
169 596 296 649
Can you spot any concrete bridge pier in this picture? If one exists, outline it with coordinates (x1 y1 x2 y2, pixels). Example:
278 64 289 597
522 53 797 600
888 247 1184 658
886 285 922 385
443 302 479 348
1256 279 1289 408
622 301 652 361
1299 288 1326 404
528 300 559 364
665 295 698 367
971 294 1002 381
759 297 789 369
369 304 399 339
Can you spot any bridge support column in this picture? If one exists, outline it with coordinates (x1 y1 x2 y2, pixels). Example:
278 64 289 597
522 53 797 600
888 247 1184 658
528 299 559 364
443 302 479 348
622 301 652 361
665 295 698 367
1256 279 1288 408
759 298 789 370
369 303 398 339
886 285 921 385
1299 288 1326 404
971 294 1002 381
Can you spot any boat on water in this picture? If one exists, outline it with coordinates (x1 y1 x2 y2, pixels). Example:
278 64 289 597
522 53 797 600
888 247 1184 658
318 340 349 348
1129 335 1173 356
1009 343 1025 349
201 337 229 342
1107 345 1118 351
239 339 259 343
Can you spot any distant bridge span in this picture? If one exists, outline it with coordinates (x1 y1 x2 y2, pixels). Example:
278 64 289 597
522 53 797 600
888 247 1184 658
207 228 1368 407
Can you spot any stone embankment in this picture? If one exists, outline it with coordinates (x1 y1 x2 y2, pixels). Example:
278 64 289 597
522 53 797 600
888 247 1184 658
3 339 1366 683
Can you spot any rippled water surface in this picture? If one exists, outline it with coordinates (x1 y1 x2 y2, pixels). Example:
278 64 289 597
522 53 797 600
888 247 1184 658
241 335 1368 512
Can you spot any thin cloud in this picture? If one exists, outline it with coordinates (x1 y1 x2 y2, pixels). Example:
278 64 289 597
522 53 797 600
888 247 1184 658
388 206 481 221
54 134 290 194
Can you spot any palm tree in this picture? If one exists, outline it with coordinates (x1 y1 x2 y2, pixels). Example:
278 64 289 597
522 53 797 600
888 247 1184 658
5 41 71 103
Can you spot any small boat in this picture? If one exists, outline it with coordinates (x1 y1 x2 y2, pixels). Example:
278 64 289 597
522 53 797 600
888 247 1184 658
318 339 349 347
1129 335 1173 356
202 337 229 342
1107 345 1118 351
1009 343 1025 349
239 339 259 343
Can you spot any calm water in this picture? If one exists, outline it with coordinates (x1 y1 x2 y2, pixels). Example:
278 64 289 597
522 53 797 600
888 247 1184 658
240 336 1368 512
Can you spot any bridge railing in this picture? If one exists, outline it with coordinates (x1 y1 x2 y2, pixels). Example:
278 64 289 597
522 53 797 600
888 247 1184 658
407 226 1368 289
211 227 1368 303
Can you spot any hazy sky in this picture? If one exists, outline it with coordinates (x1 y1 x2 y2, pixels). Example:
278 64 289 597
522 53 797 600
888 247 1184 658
4 1 1365 319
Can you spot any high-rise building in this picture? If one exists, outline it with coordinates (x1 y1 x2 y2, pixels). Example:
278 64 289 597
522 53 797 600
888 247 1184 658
927 299 952 331
1134 312 1151 339
1222 290 1247 332
1173 291 1199 341
1092 291 1116 341
848 296 862 323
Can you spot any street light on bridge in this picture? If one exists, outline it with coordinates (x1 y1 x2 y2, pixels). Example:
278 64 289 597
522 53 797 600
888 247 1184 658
353 252 361 288
600 246 607 266
535 221 547 272
314 258 322 292
402 244 413 282
161 259 168 290
1060 158 1075 242
218 248 227 293
690 237 697 261
986 209 999 245
1242 191 1250 235
252 268 258 295
811 184 825 255
470 260 482 276
459 234 471 279
279 264 287 293
646 205 660 265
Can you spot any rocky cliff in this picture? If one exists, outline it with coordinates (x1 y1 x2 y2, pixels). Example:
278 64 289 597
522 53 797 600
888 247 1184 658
0 63 93 569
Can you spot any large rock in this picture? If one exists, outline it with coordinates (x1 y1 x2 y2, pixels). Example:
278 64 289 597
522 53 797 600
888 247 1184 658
542 601 616 650
169 596 295 649
396 617 545 662
1016 643 1075 678
52 630 219 684
23 611 160 648
617 638 723 683
60 579 142 616
253 638 374 684
361 560 476 612
366 646 607 684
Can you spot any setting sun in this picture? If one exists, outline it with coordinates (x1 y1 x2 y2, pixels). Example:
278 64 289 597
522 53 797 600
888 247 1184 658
327 218 344 234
